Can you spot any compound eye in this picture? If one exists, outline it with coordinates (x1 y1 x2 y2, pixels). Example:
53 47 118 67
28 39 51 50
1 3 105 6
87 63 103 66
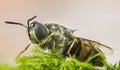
34 22 48 41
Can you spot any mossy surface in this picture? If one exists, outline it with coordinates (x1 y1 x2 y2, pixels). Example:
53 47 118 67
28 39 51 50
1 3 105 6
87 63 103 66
0 45 120 70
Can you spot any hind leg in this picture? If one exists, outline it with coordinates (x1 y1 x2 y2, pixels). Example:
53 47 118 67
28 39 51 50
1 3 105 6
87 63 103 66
67 38 77 58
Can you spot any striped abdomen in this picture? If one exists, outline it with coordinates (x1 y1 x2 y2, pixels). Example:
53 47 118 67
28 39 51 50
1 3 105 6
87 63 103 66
63 38 104 66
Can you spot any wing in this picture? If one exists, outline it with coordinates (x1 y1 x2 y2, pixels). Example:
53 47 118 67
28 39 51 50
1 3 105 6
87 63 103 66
82 38 113 55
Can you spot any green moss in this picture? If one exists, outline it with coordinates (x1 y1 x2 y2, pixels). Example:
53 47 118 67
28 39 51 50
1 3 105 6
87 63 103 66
0 45 120 70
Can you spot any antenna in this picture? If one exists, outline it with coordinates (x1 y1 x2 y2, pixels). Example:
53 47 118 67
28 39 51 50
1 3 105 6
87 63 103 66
5 21 28 28
27 16 37 27
5 16 37 28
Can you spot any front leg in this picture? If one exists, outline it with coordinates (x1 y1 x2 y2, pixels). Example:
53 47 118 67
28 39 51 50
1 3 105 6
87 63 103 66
39 32 56 46
16 43 31 59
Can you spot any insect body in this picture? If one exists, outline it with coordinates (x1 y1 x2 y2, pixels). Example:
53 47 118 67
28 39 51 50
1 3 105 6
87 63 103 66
5 16 113 66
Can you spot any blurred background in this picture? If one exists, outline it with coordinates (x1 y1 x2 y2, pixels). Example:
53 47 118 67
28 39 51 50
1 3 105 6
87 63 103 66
0 0 120 64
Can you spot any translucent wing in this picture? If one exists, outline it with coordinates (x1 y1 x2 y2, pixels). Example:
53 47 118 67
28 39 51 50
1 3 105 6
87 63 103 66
83 38 113 55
